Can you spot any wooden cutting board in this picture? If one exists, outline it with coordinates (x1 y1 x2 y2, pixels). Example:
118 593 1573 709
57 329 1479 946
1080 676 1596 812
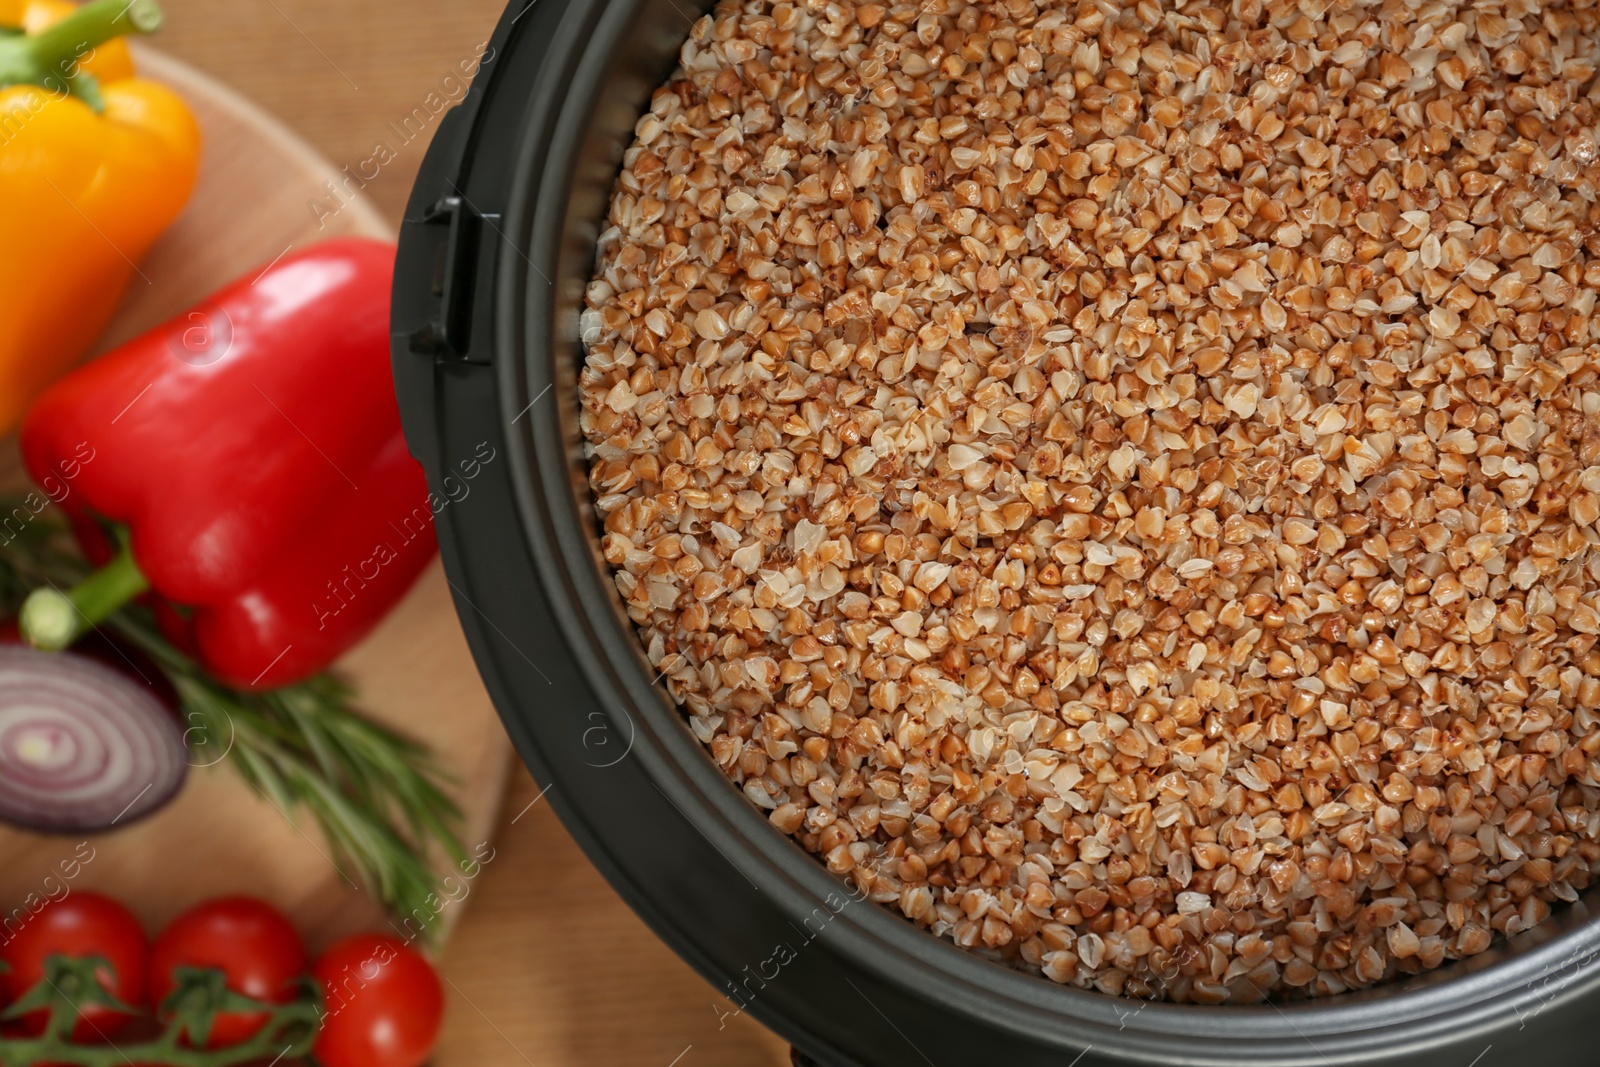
0 48 511 952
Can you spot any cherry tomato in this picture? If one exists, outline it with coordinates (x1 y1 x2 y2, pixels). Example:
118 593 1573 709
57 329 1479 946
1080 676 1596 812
0 891 145 1041
147 896 306 1047
312 934 443 1067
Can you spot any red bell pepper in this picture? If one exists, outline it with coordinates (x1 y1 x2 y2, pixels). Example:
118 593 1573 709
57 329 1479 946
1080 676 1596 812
16 238 437 690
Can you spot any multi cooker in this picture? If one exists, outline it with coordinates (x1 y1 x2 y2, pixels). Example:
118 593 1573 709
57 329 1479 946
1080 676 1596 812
389 0 1600 1061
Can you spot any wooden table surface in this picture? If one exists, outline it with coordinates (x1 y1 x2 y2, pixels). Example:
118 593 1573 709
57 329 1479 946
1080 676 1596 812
148 2 791 1064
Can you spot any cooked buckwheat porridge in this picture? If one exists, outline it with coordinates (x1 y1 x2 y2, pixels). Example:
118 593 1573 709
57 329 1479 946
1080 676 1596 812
578 0 1600 1002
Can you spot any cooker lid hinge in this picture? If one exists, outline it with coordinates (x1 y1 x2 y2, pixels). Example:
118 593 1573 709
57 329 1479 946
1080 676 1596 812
406 194 499 365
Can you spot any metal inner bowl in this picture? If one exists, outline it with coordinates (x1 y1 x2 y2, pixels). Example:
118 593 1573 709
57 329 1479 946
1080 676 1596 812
397 0 1600 1061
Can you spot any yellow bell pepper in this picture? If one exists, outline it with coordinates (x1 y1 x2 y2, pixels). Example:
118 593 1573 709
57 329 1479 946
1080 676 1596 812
0 0 200 435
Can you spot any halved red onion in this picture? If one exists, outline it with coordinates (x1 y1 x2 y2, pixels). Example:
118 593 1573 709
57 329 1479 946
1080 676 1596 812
0 643 187 832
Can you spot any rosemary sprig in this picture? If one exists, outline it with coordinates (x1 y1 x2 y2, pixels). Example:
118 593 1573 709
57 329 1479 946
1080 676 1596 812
0 501 466 941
